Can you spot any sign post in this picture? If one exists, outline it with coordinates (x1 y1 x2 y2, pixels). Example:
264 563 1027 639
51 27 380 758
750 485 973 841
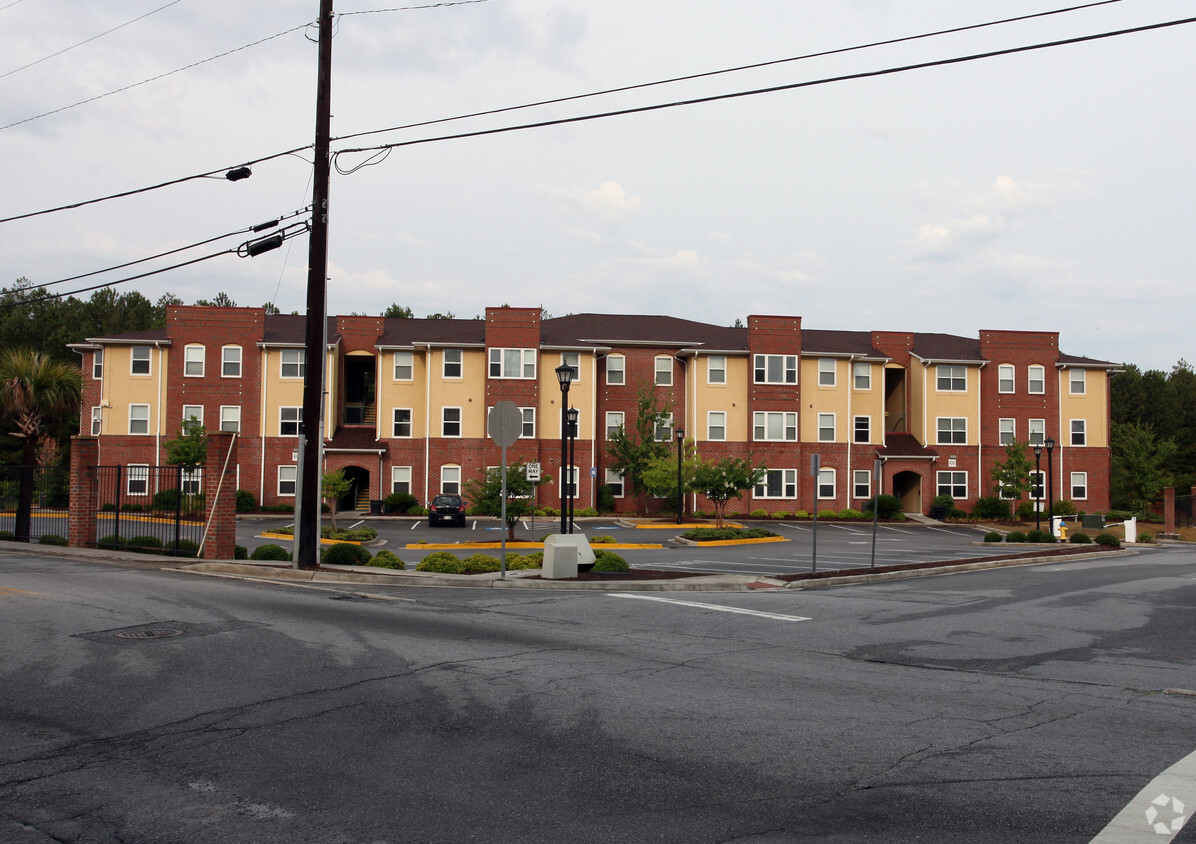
487 401 523 578
810 454 820 575
526 462 541 541
870 458 882 570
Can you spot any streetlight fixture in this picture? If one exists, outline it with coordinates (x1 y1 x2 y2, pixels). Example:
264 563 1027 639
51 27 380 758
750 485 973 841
555 364 575 535
675 427 685 525
1044 436 1056 533
566 407 579 535
1033 443 1043 533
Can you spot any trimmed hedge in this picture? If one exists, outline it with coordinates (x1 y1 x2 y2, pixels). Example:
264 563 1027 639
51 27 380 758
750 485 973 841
682 527 779 542
983 531 1003 542
417 551 463 573
250 543 291 561
322 543 373 566
1095 533 1121 548
591 549 629 573
1006 531 1028 543
368 550 404 569
1069 532 1092 544
39 534 68 546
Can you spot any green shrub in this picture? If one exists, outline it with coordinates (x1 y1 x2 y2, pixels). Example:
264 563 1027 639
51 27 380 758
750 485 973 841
322 543 373 566
972 497 1012 520
524 551 544 567
368 549 404 569
1069 532 1092 544
1006 531 1027 543
817 510 838 519
101 502 117 512
596 485 616 514
170 539 201 558
1138 532 1156 543
577 507 598 517
262 503 295 513
417 551 463 573
1095 533 1121 548
863 494 903 520
235 544 249 559
837 508 865 520
384 491 419 514
128 535 165 554
459 553 501 573
504 553 540 570
250 543 291 561
236 489 257 512
931 494 965 518
591 549 629 573
1016 501 1039 520
121 503 143 512
792 510 810 519
38 534 68 546
96 534 122 549
324 526 377 542
1052 500 1077 516
589 534 616 544
983 531 1003 542
681 527 778 542
1026 530 1055 543
750 509 768 518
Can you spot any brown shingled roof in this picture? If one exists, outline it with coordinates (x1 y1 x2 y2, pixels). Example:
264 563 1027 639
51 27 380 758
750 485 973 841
801 329 887 358
877 433 939 459
910 333 984 362
541 313 746 350
262 314 339 346
376 318 486 348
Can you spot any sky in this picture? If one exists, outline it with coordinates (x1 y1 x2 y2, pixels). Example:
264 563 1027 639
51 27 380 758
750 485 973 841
1 0 1193 371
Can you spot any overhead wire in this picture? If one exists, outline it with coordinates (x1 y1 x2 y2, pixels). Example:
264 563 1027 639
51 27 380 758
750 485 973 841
339 0 493 14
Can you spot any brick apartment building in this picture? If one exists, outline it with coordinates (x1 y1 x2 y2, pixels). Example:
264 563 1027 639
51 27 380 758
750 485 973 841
68 305 1116 515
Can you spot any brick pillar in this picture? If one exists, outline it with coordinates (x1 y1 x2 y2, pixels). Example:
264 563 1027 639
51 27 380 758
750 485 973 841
203 432 238 560
1164 487 1176 534
68 436 99 548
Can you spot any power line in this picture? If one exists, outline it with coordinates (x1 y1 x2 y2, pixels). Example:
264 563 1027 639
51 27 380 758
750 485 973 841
0 0 29 10
339 0 493 14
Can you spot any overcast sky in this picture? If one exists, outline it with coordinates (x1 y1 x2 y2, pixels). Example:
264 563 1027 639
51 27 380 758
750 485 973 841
2 0 1192 370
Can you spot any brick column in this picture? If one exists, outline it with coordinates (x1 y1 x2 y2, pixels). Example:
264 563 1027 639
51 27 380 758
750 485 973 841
68 436 99 548
203 432 238 560
1163 487 1176 534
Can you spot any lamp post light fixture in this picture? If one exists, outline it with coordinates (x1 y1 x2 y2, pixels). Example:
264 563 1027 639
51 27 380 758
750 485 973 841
675 427 685 525
1044 436 1056 532
555 364 575 535
566 407 579 535
1033 443 1043 533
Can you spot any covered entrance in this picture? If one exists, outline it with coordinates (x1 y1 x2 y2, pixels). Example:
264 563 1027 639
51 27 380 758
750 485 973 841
892 470 923 514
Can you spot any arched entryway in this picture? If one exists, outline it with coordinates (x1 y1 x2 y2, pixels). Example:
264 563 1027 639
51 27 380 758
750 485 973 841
340 465 370 512
892 470 922 514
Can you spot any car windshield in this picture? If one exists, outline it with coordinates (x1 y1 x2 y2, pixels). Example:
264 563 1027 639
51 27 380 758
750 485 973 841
432 496 460 507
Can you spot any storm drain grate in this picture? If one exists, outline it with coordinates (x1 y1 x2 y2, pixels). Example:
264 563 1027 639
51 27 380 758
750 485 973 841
114 628 185 640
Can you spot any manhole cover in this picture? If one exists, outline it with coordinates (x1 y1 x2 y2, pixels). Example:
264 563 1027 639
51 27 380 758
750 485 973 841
114 628 185 640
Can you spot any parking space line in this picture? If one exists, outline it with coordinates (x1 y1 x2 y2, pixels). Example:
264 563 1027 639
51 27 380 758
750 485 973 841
611 593 810 622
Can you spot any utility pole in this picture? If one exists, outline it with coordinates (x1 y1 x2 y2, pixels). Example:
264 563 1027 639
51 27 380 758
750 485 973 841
295 0 334 570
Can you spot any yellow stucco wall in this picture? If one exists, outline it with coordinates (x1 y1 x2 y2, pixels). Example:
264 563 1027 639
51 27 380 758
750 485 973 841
1059 368 1109 448
102 344 167 436
692 354 749 442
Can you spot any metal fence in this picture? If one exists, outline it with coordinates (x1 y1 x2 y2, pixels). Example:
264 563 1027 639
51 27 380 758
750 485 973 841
92 465 207 556
0 465 70 543
1177 494 1193 529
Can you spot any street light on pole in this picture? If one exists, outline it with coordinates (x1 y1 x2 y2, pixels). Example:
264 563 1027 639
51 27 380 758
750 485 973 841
1033 443 1043 533
555 364 575 535
675 427 685 525
1045 436 1056 533
566 407 579 535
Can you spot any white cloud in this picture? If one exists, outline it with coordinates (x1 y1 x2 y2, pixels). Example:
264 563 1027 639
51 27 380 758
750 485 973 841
539 181 643 220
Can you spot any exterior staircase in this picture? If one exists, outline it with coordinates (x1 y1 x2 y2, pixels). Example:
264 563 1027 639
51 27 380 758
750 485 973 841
362 402 375 424
355 487 370 511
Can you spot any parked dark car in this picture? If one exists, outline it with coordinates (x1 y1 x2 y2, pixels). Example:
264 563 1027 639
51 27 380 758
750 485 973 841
428 494 467 527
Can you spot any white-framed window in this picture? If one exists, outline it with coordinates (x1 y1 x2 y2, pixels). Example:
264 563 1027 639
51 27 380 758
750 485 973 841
936 417 967 445
183 345 205 377
654 355 673 386
998 364 1015 393
440 465 461 495
90 407 102 436
654 413 674 442
560 352 580 382
605 411 624 439
392 408 412 438
755 468 797 499
754 354 797 384
92 348 103 379
936 364 966 391
279 406 302 436
181 467 202 496
561 466 579 500
606 354 625 385
278 465 297 497
1071 419 1086 446
707 355 726 385
817 413 836 442
1029 418 1046 446
753 411 797 442
391 466 412 495
853 415 870 444
280 349 305 378
707 411 726 441
937 471 967 499
131 345 151 375
220 405 240 433
1071 471 1088 500
129 404 150 435
853 470 871 499
817 468 836 499
1030 471 1045 502
853 361 870 390
393 351 413 381
1069 369 1086 395
1028 365 1045 395
999 418 1015 446
442 407 462 438
442 349 462 379
222 345 242 378
127 464 149 496
519 407 535 438
818 358 836 387
182 405 203 426
489 347 536 379
605 468 624 498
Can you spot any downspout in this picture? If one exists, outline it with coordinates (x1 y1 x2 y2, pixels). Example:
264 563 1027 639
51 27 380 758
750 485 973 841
155 345 164 492
423 345 431 506
847 356 855 505
259 348 267 505
590 351 597 509
922 360 929 447
689 353 696 515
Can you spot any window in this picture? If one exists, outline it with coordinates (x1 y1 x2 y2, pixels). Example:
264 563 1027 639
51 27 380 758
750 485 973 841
936 364 966 391
281 349 305 378
605 468 624 498
1030 471 1045 502
1029 418 1045 446
754 411 797 442
561 466 579 500
222 345 242 378
280 407 302 436
707 411 726 441
393 351 413 381
560 352 580 382
853 415 870 444
1069 369 1086 395
391 466 411 495
654 356 673 386
817 413 836 442
129 404 150 435
278 466 297 496
605 411 624 439
519 407 535 438
936 417 967 445
131 345 151 375
1071 471 1088 500
1028 365 1045 394
442 349 462 378
853 362 870 390
754 354 797 384
1071 419 1086 446
181 468 202 495
999 418 1015 446
998 364 1014 393
937 471 967 499
489 348 536 379
92 348 103 379
755 469 797 498
817 468 836 499
853 470 871 500
818 358 836 386
707 355 726 385
183 345 205 377
654 413 674 442
182 405 203 426
90 407 102 436
441 465 461 495
606 354 625 385
391 408 413 438
127 464 149 496
220 406 240 433
442 407 462 438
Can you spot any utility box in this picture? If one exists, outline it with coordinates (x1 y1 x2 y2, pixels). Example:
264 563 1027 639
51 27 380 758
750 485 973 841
1081 514 1104 530
542 535 595 579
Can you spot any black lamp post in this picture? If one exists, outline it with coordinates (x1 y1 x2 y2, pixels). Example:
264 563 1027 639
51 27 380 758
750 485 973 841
555 363 575 534
566 407 579 535
675 427 685 524
1044 436 1056 532
1033 443 1043 533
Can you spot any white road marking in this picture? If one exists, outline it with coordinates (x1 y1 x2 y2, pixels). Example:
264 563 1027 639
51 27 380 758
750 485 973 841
409 522 418 530
348 520 364 529
879 526 917 534
1089 747 1196 842
779 524 810 532
611 593 810 622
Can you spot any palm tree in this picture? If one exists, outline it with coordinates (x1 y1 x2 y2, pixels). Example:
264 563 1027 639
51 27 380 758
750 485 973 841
0 349 81 541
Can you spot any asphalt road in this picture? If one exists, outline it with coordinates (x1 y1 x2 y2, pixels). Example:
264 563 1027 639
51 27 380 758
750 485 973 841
2 544 1194 842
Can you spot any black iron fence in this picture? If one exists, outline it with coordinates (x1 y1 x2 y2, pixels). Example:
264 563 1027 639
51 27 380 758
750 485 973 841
0 465 70 543
1178 494 1193 529
92 465 207 556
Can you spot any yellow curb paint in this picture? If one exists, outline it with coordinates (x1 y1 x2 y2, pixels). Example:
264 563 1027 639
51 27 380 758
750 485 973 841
259 532 362 546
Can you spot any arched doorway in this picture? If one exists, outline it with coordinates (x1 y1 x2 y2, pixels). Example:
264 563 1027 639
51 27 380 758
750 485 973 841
340 465 370 512
892 470 922 514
